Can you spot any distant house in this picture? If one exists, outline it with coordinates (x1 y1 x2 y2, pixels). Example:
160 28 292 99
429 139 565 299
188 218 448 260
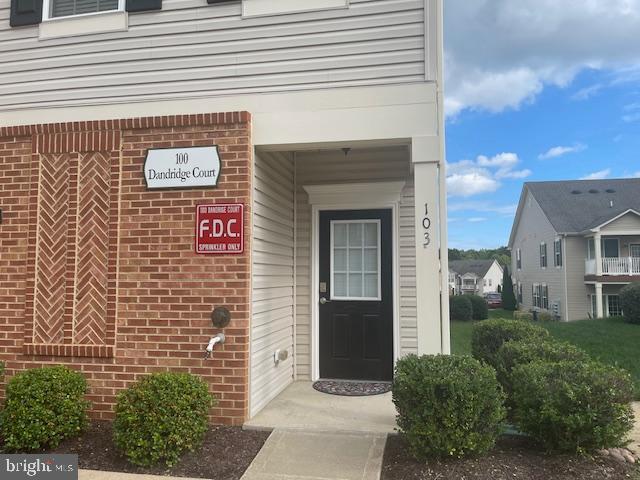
509 179 640 321
449 259 504 296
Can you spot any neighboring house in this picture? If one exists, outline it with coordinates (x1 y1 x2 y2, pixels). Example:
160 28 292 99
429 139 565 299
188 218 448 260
509 179 640 321
449 260 504 296
0 1 448 424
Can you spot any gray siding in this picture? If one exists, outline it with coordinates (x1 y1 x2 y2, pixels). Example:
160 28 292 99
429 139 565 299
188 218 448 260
0 0 427 110
564 236 590 321
511 189 567 319
251 151 295 417
601 212 640 232
294 148 416 379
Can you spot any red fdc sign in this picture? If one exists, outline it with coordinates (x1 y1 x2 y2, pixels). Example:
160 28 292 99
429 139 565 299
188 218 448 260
195 203 244 254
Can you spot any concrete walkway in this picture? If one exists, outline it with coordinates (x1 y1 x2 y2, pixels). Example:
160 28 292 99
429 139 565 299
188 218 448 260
244 382 396 434
240 430 387 480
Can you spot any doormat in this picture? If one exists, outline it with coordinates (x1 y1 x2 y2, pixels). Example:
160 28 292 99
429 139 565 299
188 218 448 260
312 380 392 396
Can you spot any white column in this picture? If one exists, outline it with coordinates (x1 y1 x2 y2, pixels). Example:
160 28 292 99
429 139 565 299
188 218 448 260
594 232 602 276
412 136 446 355
595 283 604 318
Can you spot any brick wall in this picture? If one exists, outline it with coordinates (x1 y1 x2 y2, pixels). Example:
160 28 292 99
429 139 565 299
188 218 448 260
0 113 252 425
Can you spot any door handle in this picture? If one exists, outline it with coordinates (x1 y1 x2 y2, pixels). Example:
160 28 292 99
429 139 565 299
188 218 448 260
319 297 332 305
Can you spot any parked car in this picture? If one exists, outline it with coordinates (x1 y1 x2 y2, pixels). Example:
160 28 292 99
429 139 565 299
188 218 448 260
484 293 502 309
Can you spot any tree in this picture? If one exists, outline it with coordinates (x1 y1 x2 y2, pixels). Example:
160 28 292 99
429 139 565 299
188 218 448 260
501 266 517 311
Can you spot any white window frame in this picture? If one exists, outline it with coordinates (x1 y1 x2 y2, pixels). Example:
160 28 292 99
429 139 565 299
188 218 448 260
242 0 349 18
542 284 549 310
554 239 563 268
42 0 125 20
329 219 382 301
540 242 547 269
532 283 540 308
606 294 623 317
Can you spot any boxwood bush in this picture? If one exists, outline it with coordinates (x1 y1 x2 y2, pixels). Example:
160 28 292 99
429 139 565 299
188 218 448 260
468 295 489 320
0 365 89 451
114 372 215 467
393 355 506 460
495 340 589 404
512 360 634 453
471 319 549 369
513 310 534 321
620 282 640 324
450 295 473 321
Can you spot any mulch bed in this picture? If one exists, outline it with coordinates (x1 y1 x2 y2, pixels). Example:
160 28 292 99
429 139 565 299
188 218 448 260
22 421 270 480
382 434 640 480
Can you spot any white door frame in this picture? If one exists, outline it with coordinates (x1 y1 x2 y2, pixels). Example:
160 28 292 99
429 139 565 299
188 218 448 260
304 182 404 381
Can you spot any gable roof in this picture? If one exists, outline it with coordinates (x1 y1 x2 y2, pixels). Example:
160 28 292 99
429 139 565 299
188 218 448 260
449 259 499 278
509 178 640 246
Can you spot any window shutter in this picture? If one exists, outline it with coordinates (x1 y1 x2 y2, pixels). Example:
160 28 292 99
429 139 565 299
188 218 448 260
10 0 43 27
126 0 161 12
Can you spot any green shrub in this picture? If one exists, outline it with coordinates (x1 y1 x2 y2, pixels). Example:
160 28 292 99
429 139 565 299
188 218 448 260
495 340 589 404
0 361 4 378
620 283 640 324
468 295 489 320
536 311 554 322
450 295 473 321
114 372 215 467
512 360 634 453
393 355 506 460
513 310 533 321
471 319 549 369
0 365 89 451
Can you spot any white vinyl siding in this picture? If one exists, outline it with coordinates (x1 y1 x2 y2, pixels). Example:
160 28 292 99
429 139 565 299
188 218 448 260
251 152 295 417
294 147 415 379
0 0 429 110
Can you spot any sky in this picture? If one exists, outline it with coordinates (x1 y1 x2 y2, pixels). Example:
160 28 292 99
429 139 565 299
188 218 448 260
444 0 640 250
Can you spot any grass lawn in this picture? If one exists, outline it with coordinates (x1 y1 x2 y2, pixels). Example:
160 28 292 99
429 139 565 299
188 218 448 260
451 310 640 398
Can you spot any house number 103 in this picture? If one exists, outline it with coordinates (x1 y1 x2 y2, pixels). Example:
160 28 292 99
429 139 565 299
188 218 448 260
422 203 431 248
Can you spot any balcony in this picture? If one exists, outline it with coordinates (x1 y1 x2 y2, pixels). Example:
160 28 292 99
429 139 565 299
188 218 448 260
585 257 640 276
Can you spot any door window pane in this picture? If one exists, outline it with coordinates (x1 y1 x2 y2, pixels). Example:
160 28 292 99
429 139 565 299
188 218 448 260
331 220 380 300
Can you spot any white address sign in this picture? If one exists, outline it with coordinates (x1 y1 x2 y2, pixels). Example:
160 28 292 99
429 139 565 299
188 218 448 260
144 146 221 189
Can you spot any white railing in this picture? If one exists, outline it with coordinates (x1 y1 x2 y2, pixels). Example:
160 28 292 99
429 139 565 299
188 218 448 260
601 257 640 275
585 259 596 275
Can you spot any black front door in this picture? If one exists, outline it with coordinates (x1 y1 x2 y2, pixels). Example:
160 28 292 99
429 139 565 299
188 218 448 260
319 209 393 381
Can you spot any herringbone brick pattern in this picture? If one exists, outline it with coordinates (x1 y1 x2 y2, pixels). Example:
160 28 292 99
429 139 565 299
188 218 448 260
33 153 70 345
1 112 252 425
73 152 111 345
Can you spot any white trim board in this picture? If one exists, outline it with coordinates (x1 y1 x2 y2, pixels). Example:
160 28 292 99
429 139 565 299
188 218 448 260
304 182 404 381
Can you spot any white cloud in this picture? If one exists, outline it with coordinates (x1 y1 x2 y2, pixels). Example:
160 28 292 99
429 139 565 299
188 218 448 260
468 217 488 223
446 153 531 197
571 83 604 101
445 1 640 117
477 152 519 169
448 201 518 216
447 172 500 197
580 168 612 180
496 169 533 179
538 144 587 160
